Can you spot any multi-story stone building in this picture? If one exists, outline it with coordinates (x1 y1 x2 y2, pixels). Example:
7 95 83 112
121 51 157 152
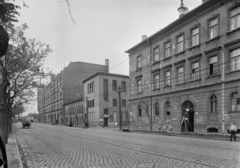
82 72 129 127
37 60 109 124
125 0 240 133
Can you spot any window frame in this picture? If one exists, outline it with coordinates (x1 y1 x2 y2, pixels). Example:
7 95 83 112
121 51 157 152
191 61 200 81
177 66 184 84
210 95 217 113
153 46 160 62
136 78 142 93
207 15 220 40
164 41 171 58
155 103 159 116
153 73 160 90
230 92 240 112
112 80 117 91
137 56 142 69
177 34 184 53
190 26 200 47
229 6 240 31
164 70 171 86
138 105 142 117
229 47 240 72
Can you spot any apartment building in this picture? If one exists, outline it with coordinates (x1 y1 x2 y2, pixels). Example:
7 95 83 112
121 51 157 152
125 0 240 133
82 72 129 127
37 60 109 124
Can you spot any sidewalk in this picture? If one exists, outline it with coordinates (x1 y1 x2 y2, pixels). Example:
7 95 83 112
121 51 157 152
127 129 240 141
6 127 23 168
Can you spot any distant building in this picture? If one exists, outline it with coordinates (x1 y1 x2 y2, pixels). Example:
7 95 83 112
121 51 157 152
125 0 240 133
83 72 129 127
64 98 84 126
37 60 109 124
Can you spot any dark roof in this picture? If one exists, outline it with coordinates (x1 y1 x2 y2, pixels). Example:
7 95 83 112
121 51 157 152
63 97 84 106
125 0 223 54
82 72 129 83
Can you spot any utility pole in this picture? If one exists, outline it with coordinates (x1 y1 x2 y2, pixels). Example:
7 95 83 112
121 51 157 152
117 86 122 130
221 49 225 133
85 96 88 128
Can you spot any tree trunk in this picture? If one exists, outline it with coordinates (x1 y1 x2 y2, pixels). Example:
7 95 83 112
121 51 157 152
0 112 8 145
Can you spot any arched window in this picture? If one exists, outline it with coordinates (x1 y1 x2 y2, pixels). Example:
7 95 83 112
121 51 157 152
231 92 240 112
165 101 171 115
155 103 159 116
210 95 217 113
138 105 142 117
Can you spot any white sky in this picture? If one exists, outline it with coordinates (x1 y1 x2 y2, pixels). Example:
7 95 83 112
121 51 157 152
16 0 202 115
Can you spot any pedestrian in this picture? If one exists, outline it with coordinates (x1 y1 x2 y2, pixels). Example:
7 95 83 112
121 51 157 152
229 123 237 142
82 122 85 129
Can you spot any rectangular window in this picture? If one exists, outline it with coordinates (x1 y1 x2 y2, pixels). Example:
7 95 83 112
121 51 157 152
104 109 108 115
230 6 240 31
137 56 142 69
153 74 160 89
122 99 126 107
113 99 117 107
191 27 199 46
165 71 171 86
137 79 142 93
87 82 94 93
177 35 184 53
165 42 171 58
209 56 218 75
191 62 200 80
177 67 184 84
209 18 218 39
112 80 117 91
121 81 126 92
103 79 108 101
230 48 240 71
153 47 159 62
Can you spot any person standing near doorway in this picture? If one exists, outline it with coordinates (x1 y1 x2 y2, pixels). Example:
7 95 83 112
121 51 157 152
82 122 85 129
229 123 237 142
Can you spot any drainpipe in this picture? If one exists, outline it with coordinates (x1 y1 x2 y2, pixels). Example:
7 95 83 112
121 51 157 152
221 48 225 133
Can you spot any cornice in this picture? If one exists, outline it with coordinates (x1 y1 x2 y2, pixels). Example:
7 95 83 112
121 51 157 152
204 46 222 54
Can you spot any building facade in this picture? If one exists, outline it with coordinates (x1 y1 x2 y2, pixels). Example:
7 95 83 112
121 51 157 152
83 72 129 127
37 60 109 124
125 0 240 133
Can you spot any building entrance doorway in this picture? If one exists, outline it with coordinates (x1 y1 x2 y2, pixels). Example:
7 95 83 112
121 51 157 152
182 100 194 132
104 118 108 127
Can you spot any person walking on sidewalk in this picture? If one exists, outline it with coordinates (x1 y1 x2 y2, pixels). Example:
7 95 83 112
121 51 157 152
229 123 238 142
82 122 85 129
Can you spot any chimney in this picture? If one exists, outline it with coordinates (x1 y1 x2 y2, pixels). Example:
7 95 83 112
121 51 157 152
105 59 109 73
141 35 147 41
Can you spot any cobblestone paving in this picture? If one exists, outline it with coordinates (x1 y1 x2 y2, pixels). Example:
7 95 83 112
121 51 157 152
14 123 240 168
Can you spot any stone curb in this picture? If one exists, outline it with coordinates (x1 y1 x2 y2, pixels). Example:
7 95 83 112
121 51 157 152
6 133 23 168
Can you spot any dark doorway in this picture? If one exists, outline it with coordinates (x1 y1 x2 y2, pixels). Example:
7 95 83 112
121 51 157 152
104 118 108 127
182 100 194 132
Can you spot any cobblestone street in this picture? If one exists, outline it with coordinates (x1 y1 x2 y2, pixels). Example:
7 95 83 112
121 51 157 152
14 123 240 168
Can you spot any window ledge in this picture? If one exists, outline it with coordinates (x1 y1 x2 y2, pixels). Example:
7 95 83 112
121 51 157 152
175 51 185 56
226 27 240 35
189 78 201 82
226 69 240 74
163 85 172 88
152 60 160 65
205 73 220 79
188 44 200 50
206 36 220 43
163 56 172 61
136 67 142 72
228 111 240 114
175 82 185 86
